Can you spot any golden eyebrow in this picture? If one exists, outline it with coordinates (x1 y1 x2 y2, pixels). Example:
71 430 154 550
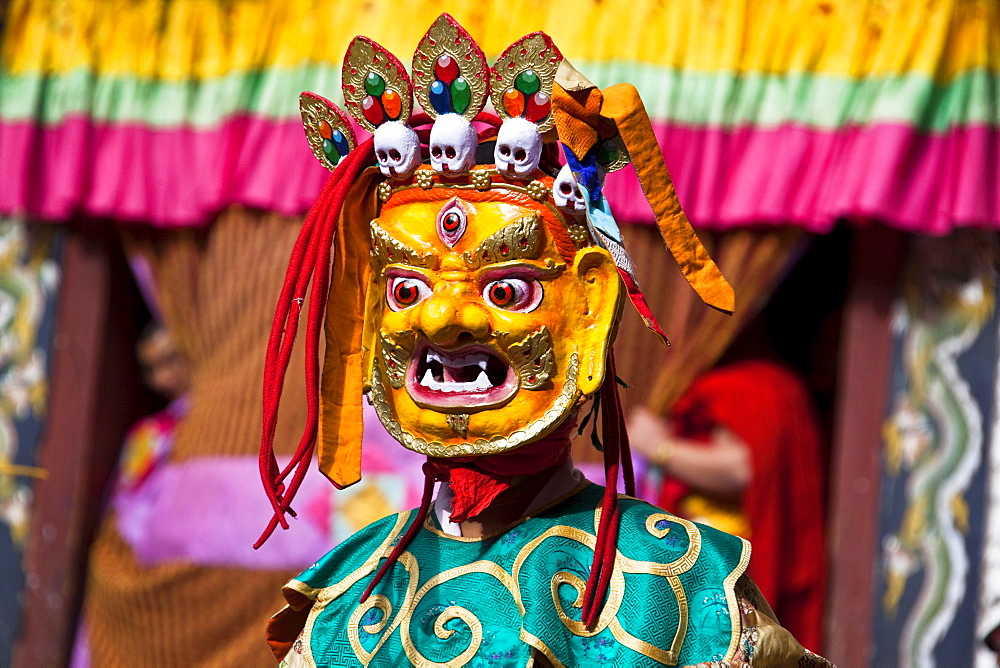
462 213 545 269
369 220 439 270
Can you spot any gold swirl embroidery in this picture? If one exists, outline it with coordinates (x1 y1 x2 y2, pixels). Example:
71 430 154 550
345 551 421 661
347 594 393 664
379 329 415 389
607 510 703 576
308 501 709 665
368 352 581 458
520 628 567 668
646 514 672 538
399 560 514 667
462 213 545 268
500 326 555 390
722 537 752 663
608 617 677 665
370 220 438 270
601 575 687 665
294 512 412 666
511 525 625 635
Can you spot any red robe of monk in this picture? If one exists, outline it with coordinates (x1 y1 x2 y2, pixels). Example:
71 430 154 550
657 359 827 652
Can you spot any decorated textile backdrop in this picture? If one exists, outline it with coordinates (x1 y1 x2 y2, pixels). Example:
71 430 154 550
874 231 1000 668
0 219 60 668
1 0 996 231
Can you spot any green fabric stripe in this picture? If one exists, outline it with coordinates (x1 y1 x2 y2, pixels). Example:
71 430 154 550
583 62 999 132
1 64 996 132
0 64 342 128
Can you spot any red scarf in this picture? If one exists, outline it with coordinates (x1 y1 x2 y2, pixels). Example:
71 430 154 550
424 419 576 523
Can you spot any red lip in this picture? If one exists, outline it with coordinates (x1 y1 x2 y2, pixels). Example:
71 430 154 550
405 342 518 410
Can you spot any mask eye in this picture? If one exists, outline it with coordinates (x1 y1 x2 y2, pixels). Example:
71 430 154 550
387 275 431 311
436 198 468 247
482 278 542 312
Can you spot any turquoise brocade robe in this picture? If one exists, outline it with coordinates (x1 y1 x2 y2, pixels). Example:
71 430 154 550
272 482 750 667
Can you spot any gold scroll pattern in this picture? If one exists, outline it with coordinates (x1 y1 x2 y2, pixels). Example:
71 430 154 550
369 220 438 270
500 326 556 390
462 213 545 268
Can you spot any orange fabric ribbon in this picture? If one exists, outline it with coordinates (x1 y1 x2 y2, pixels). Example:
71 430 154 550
553 80 735 314
317 170 382 488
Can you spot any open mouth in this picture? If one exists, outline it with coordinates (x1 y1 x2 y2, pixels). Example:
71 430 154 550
405 344 517 409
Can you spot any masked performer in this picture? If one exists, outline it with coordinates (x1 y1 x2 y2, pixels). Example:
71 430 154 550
259 15 831 667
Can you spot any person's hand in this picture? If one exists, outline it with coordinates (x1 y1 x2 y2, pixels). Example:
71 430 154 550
627 406 675 466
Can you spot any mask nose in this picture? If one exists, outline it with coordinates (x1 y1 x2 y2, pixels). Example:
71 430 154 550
415 289 490 347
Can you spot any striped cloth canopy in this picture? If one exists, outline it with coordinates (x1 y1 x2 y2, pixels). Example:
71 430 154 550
1 0 997 233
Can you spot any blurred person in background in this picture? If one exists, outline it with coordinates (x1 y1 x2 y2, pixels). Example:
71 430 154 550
629 321 827 653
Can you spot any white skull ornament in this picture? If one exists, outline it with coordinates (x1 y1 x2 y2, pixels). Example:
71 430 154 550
494 117 542 179
429 114 478 175
553 164 586 212
374 121 422 180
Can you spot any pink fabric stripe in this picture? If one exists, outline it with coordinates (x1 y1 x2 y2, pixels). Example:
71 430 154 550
2 115 997 232
605 122 999 234
0 115 329 226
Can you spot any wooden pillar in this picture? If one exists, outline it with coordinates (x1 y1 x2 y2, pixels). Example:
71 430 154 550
825 224 907 665
14 223 155 667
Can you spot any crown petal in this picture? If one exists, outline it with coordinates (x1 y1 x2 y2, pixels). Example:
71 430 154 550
342 36 414 134
411 14 490 121
490 32 562 133
595 135 631 173
299 92 357 171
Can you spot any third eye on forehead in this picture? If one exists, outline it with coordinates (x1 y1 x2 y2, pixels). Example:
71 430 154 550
436 198 469 247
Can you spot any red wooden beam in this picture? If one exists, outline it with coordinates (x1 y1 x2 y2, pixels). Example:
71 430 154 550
825 223 907 665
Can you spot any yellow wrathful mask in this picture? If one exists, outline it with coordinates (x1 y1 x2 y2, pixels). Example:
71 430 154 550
364 175 620 457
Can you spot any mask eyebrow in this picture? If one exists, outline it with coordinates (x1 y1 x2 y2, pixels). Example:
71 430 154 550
462 213 545 269
476 260 566 281
369 220 439 270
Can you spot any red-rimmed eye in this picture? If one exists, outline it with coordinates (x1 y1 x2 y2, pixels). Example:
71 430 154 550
442 212 462 232
489 281 516 306
387 276 430 311
482 278 542 312
436 198 468 247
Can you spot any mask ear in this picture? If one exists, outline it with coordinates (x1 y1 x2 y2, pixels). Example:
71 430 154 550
572 247 621 396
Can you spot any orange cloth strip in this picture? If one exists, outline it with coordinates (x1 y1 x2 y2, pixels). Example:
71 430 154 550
317 171 381 488
553 82 735 314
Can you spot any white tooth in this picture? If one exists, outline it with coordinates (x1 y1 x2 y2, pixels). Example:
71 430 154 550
427 351 442 364
420 369 434 387
473 370 491 391
477 359 487 371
